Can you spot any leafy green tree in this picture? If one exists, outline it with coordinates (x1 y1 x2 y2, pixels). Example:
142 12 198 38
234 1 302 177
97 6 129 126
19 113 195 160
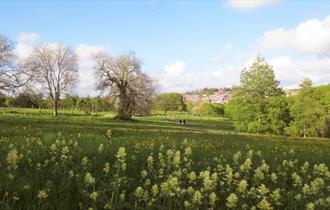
229 56 286 134
285 79 327 138
154 93 186 113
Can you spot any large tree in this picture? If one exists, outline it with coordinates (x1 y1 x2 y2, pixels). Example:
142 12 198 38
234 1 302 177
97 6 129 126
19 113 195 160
0 34 29 92
94 52 156 120
229 56 287 134
25 44 78 117
285 79 327 138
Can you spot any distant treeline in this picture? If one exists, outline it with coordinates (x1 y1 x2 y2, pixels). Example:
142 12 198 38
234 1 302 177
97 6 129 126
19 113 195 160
0 91 115 114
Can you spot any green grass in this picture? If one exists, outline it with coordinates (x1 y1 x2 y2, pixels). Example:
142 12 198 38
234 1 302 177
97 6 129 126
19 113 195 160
0 108 329 209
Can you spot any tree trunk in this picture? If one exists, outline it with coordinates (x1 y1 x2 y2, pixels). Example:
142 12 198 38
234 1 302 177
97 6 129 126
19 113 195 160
53 99 58 117
117 93 132 120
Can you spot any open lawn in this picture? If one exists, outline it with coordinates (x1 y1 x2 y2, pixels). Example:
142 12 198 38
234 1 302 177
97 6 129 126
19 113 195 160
0 108 329 209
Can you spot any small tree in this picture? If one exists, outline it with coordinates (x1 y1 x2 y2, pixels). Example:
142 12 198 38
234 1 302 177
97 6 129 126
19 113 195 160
94 52 156 120
25 44 78 117
154 93 186 113
285 79 326 138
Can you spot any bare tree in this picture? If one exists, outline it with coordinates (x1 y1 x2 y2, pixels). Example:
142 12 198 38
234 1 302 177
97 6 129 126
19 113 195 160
25 44 78 117
0 34 29 92
94 52 156 120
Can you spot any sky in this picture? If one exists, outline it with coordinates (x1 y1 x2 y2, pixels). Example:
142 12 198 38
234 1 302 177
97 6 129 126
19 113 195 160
1 0 330 96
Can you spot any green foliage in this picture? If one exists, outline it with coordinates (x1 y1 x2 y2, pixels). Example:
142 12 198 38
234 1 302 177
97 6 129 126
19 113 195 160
154 93 186 112
285 79 327 138
229 56 287 134
197 102 225 117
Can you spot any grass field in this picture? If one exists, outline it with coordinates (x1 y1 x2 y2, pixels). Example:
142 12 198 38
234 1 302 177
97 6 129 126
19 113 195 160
0 108 329 209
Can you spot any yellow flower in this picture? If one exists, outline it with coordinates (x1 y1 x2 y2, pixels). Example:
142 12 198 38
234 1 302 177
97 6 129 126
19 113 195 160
226 193 238 208
237 179 248 193
257 198 273 210
37 189 48 199
89 191 98 201
192 190 202 204
116 147 126 160
84 173 95 185
209 192 217 207
306 202 315 210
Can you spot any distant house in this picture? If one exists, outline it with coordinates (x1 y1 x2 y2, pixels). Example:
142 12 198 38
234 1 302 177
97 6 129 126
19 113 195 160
184 89 232 104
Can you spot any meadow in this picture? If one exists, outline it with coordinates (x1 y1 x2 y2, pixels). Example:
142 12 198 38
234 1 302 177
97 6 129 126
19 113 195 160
0 108 329 210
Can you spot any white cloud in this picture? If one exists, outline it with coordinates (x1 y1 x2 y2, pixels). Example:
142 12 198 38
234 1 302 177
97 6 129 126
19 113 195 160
75 44 107 96
158 61 243 92
14 32 40 60
212 53 223 63
259 15 330 56
17 32 39 43
224 42 233 50
269 56 330 88
226 0 276 10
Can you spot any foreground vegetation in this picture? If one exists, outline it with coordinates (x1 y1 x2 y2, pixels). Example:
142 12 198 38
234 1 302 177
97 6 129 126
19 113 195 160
0 108 329 209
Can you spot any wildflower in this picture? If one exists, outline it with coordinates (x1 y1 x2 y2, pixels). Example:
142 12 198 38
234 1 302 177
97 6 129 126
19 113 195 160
192 190 203 205
151 184 159 196
226 193 238 208
84 173 95 185
271 188 281 202
89 191 98 201
81 157 88 166
187 186 194 195
209 192 217 207
271 173 278 183
147 155 153 167
257 198 273 210
184 201 190 208
240 158 252 172
313 163 330 177
116 147 126 160
292 172 302 186
237 179 248 193
173 151 181 166
119 191 125 202
310 178 324 194
141 169 148 178
97 144 104 153
103 162 110 174
61 146 69 154
69 170 74 178
134 186 144 199
37 190 48 199
188 171 197 182
233 151 242 164
6 149 20 170
301 161 309 173
50 144 57 151
257 184 270 196
184 147 192 156
306 202 315 210
106 129 112 139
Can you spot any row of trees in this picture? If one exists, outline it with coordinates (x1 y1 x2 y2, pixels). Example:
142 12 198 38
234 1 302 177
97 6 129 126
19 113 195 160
226 56 330 138
0 91 115 114
0 34 156 119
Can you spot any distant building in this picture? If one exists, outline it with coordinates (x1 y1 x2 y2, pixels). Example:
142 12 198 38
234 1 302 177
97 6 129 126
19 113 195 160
184 89 232 104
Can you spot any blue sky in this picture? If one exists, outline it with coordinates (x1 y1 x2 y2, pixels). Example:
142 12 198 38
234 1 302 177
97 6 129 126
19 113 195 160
1 0 330 95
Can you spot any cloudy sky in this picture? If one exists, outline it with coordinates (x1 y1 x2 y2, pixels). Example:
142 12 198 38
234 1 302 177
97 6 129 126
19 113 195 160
1 0 330 95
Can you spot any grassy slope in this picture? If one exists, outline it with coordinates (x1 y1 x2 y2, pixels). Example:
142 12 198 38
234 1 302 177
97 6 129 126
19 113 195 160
1 107 329 166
